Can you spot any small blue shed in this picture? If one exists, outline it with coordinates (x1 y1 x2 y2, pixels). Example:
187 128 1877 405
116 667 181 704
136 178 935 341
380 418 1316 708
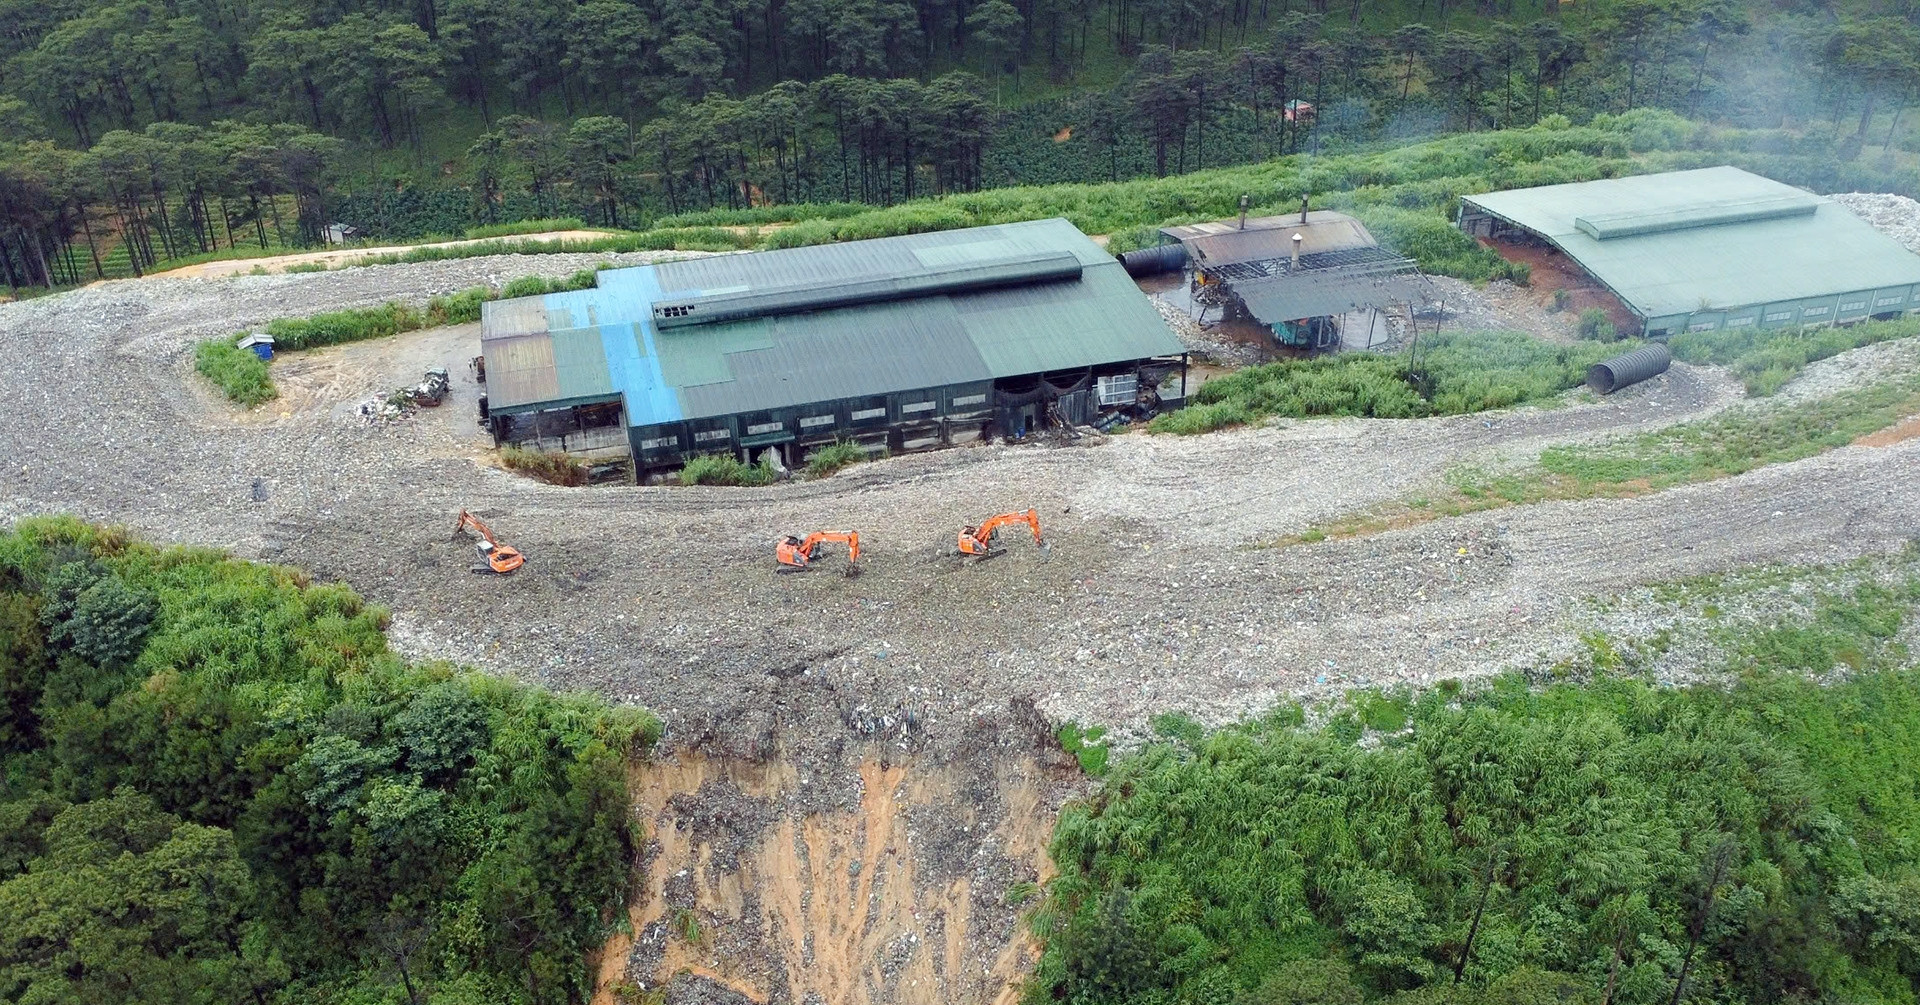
237 333 275 361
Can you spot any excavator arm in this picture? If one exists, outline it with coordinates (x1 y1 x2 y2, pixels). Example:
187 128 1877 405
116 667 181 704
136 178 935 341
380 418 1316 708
453 510 525 574
956 509 1046 558
776 531 860 573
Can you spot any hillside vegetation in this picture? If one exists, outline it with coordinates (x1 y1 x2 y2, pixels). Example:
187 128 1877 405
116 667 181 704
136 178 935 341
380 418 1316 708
5 0 1920 289
1032 553 1920 1005
0 518 656 1004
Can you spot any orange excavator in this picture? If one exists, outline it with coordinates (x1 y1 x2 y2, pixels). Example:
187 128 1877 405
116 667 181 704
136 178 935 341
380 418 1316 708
776 531 861 574
453 510 525 575
955 509 1048 558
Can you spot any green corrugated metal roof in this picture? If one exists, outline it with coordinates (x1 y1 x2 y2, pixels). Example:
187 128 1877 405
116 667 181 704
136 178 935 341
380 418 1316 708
1460 166 1920 319
478 218 1183 423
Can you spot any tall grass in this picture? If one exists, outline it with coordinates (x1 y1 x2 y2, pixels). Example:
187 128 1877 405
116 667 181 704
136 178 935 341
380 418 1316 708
1151 331 1621 434
262 271 598 351
1669 316 1920 396
803 441 869 478
500 446 588 486
678 453 777 486
193 339 277 405
464 217 588 239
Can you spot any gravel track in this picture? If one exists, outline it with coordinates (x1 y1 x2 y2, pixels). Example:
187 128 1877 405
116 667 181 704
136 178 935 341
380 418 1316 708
4 261 1919 753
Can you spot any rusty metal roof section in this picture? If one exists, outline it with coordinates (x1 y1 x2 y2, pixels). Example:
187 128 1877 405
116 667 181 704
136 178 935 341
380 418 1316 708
481 328 618 414
1160 211 1378 269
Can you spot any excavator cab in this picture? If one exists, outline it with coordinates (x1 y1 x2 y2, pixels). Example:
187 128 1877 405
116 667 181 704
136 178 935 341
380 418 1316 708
453 510 525 575
955 509 1048 559
776 531 861 575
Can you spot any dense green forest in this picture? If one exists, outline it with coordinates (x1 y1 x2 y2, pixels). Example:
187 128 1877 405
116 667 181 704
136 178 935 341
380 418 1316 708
4 0 1920 288
0 518 657 1004
1030 552 1920 1004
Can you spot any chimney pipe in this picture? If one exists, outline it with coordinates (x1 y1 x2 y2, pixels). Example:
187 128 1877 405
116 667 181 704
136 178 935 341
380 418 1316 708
1300 195 1309 224
1238 193 1250 230
1291 232 1302 269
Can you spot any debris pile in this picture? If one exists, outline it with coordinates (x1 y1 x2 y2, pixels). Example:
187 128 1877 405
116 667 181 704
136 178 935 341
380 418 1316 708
1831 192 1920 253
359 368 450 422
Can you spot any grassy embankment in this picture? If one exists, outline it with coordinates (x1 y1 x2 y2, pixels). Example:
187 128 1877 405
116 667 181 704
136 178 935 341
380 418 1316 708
1031 550 1920 1004
1277 321 1920 543
273 110 1886 283
1149 331 1628 435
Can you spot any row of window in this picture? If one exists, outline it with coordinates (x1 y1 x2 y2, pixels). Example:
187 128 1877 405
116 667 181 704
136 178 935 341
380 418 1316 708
1681 289 1916 333
632 385 997 459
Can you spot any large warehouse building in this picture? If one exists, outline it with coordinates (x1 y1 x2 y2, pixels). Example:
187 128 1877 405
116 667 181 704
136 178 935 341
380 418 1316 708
1458 166 1920 337
479 219 1186 473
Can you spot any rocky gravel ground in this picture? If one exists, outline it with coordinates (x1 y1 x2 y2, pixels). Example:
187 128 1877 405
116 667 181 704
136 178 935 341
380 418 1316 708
4 258 1917 756
7 252 1920 1005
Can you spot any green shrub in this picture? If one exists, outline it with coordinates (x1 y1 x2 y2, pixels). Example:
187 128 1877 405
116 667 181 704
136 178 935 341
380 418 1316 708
193 338 277 405
283 261 330 273
678 453 777 486
1575 307 1618 342
0 517 661 1005
500 445 588 486
500 275 554 299
1034 569 1920 1004
803 441 868 478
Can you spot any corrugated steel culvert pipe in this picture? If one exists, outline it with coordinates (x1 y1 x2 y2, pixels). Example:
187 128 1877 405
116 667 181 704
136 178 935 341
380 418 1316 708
1586 343 1672 395
1119 243 1188 277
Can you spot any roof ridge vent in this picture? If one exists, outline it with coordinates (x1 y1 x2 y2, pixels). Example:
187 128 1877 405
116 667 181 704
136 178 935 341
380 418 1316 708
1575 194 1819 240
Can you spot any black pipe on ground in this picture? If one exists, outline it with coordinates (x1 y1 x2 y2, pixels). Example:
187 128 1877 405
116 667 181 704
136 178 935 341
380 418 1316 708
1119 243 1188 277
1586 343 1672 395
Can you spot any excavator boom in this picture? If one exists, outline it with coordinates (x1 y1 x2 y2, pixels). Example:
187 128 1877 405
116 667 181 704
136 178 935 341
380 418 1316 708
775 531 860 573
955 509 1046 558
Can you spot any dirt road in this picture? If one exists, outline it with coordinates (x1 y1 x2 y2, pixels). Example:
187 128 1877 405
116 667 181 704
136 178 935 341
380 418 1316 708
145 229 621 279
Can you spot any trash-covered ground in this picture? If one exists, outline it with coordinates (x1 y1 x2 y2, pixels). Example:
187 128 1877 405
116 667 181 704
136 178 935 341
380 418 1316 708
5 245 1920 1005
1833 191 1920 253
4 256 1916 749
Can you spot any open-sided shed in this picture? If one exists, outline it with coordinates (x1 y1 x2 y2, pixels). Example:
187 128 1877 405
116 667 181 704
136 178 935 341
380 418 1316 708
1459 166 1920 337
